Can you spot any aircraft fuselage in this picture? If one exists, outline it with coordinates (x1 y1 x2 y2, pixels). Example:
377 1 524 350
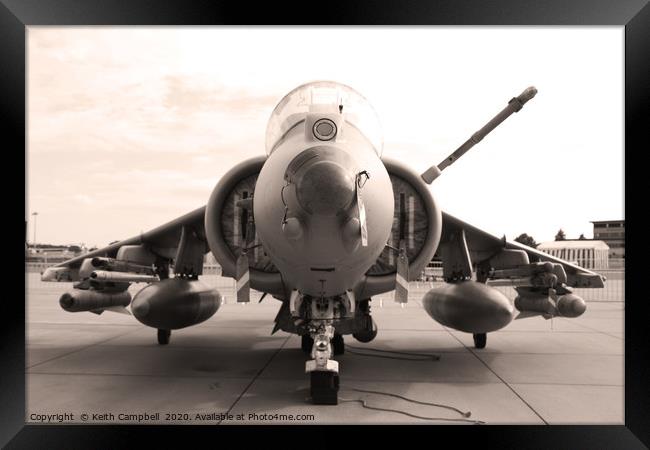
254 111 394 298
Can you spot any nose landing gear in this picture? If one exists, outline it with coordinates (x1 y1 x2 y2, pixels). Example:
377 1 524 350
310 371 340 405
301 333 344 355
305 322 340 405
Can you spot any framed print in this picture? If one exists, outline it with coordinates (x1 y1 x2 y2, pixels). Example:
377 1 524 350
3 0 648 448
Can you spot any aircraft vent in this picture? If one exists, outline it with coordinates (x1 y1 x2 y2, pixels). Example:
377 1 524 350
367 174 430 276
219 173 279 273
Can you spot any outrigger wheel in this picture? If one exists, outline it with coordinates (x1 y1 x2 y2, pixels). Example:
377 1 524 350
473 333 487 349
310 371 340 405
158 329 171 345
301 334 314 353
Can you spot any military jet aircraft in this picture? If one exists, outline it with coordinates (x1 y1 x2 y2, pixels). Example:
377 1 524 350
41 81 605 405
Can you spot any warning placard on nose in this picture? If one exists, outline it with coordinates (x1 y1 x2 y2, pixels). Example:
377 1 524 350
356 173 369 247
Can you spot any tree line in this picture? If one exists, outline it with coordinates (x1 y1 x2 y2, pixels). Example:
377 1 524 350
514 229 589 248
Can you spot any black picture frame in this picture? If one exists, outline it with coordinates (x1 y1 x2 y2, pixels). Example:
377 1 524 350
5 1 647 448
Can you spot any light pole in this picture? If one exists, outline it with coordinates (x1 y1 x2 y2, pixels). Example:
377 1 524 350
31 212 38 247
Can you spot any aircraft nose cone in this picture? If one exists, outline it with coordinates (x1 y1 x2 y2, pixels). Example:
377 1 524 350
295 160 356 216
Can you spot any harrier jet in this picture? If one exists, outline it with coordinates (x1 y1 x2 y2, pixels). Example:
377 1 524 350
41 81 605 404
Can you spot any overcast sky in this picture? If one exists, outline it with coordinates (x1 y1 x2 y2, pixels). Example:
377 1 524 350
27 27 624 248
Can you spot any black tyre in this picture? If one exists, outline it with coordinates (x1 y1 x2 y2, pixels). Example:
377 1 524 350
473 333 487 349
158 329 171 345
310 371 339 405
301 334 314 353
331 333 345 355
353 316 377 343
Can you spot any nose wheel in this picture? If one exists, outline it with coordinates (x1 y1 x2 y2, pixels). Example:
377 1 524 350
310 371 340 405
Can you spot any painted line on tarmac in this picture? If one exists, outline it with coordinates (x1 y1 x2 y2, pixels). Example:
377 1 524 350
26 327 140 370
218 333 292 424
557 318 624 340
444 327 549 425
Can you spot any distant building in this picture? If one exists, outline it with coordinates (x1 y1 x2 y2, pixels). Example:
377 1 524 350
204 253 219 266
537 240 610 270
591 220 625 258
203 253 221 275
25 244 86 263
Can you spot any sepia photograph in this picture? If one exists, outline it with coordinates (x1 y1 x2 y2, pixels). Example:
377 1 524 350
25 26 624 426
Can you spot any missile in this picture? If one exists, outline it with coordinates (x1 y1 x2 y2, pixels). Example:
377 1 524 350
131 278 222 330
59 289 131 313
91 257 155 275
555 293 587 317
487 272 557 288
514 288 586 319
90 270 159 283
513 292 555 316
422 281 514 333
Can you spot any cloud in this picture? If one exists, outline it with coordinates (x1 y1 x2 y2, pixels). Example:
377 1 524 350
163 74 279 117
72 194 94 205
27 27 623 246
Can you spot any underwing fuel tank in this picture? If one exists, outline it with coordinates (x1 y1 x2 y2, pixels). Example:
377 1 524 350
59 289 132 313
422 281 514 333
131 279 222 330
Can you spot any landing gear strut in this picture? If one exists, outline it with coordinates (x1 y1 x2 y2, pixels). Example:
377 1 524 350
473 333 487 349
158 329 171 345
303 333 344 355
306 322 339 405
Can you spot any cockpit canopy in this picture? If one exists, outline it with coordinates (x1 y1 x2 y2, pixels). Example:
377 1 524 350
265 81 384 156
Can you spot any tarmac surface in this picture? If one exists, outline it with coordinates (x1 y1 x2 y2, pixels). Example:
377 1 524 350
25 272 624 425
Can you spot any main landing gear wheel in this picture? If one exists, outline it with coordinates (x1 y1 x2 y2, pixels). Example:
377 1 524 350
301 335 314 353
310 371 339 405
473 333 487 349
158 329 171 345
331 333 345 355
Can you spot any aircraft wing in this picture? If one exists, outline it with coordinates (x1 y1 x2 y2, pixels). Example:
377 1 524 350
440 211 606 288
41 206 207 282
